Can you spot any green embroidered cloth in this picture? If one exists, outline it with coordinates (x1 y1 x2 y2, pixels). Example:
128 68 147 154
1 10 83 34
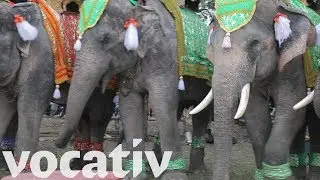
284 0 320 72
215 0 257 33
78 0 110 38
180 8 213 81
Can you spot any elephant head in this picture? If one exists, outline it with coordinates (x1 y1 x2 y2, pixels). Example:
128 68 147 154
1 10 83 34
190 0 316 178
0 2 20 86
55 0 177 147
0 2 40 86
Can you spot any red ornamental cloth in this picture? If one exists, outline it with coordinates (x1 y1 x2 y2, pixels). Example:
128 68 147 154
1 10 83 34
60 12 79 79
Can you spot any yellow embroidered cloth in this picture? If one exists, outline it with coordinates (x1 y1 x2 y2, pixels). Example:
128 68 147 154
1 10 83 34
31 0 69 84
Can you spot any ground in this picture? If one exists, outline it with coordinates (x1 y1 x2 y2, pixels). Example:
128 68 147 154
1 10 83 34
0 115 257 180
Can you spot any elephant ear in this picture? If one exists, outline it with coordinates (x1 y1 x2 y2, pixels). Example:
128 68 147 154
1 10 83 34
206 15 218 61
12 2 42 57
129 4 174 58
277 4 316 71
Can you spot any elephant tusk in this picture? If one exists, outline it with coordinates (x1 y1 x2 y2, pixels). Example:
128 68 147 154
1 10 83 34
234 83 250 119
293 90 314 110
189 89 213 115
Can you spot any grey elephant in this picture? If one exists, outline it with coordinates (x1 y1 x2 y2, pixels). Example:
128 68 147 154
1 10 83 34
191 0 319 179
54 0 216 178
0 1 117 171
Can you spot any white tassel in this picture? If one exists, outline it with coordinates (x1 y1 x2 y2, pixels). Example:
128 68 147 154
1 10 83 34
178 76 185 90
124 24 139 51
316 24 320 46
53 85 61 99
274 13 292 47
74 36 82 51
207 26 215 45
124 18 139 51
14 15 38 41
222 32 231 48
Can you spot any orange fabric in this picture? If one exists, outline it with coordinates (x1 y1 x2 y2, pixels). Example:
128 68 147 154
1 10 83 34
107 75 119 90
30 0 69 84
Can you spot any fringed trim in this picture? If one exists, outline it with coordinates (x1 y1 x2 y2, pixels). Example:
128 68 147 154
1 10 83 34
167 158 186 170
254 169 264 180
73 138 91 151
0 137 15 150
263 162 292 180
191 136 205 148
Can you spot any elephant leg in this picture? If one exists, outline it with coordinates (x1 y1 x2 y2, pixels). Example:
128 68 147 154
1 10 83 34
307 104 320 180
290 120 307 180
15 86 52 170
70 116 91 170
188 106 210 174
245 89 272 180
89 89 115 150
119 92 146 180
0 93 17 140
263 59 306 180
0 115 18 171
148 88 187 180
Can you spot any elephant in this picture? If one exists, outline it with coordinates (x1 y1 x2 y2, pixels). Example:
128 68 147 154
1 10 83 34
0 1 117 171
191 0 319 179
54 0 217 178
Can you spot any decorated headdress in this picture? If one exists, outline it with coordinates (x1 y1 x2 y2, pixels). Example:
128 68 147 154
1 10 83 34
215 0 258 48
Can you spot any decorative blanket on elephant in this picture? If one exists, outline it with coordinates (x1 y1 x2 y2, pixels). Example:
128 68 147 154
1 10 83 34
180 8 213 80
215 0 257 33
31 0 69 85
77 0 110 38
283 0 320 87
60 12 79 78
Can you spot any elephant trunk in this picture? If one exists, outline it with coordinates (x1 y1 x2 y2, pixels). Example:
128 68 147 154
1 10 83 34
55 53 107 148
212 68 248 179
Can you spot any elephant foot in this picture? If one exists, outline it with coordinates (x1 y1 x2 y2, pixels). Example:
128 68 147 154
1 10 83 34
308 166 320 180
123 173 148 180
189 147 205 174
160 171 188 180
204 129 214 144
292 166 307 180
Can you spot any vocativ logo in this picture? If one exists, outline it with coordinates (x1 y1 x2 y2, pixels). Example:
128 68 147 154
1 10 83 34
2 139 173 178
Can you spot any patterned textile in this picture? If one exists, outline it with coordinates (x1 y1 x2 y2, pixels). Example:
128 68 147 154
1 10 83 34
31 0 69 84
78 0 110 38
215 0 257 33
161 0 186 77
180 8 213 81
283 0 320 72
60 12 79 78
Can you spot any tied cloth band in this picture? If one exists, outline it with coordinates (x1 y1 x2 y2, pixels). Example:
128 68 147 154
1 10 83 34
289 153 309 167
0 137 15 150
263 162 292 179
191 136 205 148
254 169 264 180
124 159 146 174
73 138 91 151
167 158 186 170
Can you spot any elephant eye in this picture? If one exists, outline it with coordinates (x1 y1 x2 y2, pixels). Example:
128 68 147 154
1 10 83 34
101 35 109 43
249 40 262 52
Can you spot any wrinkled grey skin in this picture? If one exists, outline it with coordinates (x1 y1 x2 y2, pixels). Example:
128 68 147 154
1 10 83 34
207 0 316 179
0 2 54 159
56 83 116 170
55 0 188 179
152 76 212 174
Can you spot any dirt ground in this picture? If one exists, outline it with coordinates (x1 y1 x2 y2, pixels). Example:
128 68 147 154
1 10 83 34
0 115 257 180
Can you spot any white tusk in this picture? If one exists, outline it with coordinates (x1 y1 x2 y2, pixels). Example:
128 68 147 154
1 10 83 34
293 90 314 110
189 89 213 115
234 83 250 119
